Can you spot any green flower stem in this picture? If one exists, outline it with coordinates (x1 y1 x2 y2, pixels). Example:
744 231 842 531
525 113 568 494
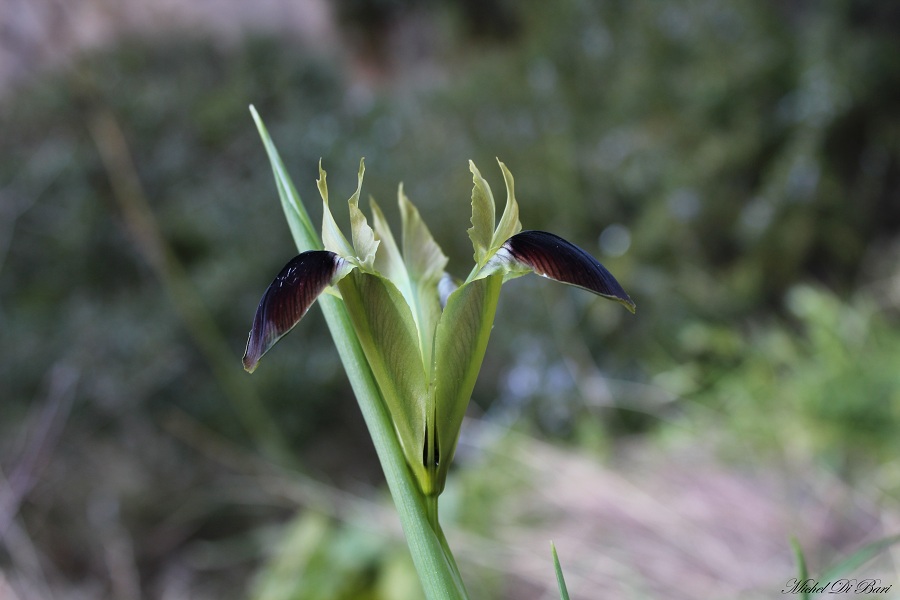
250 106 468 599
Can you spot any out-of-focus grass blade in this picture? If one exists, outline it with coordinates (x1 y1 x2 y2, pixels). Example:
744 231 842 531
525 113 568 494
551 542 571 600
790 537 811 600
819 533 900 582
250 106 468 599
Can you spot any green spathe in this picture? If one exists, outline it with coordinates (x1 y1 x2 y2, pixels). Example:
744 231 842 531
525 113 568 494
244 158 635 496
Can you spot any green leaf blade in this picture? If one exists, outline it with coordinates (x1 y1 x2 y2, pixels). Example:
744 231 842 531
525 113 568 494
430 273 503 493
551 542 571 600
790 538 811 600
250 106 320 252
338 270 431 492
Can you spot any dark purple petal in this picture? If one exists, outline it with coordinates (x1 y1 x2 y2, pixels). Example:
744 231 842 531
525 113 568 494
503 230 635 312
243 251 348 372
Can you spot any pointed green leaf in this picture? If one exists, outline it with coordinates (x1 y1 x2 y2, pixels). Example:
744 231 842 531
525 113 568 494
250 106 320 252
349 158 379 269
338 270 431 492
400 185 448 369
490 159 522 251
551 542 571 600
318 161 356 260
467 161 495 266
790 538 811 600
430 273 503 494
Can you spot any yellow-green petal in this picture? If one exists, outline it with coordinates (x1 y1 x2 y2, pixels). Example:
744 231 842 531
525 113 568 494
318 161 356 260
370 197 409 293
489 159 522 252
467 160 495 267
400 185 447 369
349 158 379 269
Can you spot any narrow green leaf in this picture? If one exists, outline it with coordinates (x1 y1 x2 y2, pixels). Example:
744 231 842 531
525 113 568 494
338 270 431 493
317 161 356 260
249 106 320 252
490 159 522 252
467 160 495 266
251 107 468 599
349 158 379 269
430 274 503 494
400 185 447 369
551 542 571 600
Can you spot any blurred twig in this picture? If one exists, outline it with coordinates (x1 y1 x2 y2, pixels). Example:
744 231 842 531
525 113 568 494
86 108 293 466
162 406 401 534
0 363 77 600
163 408 568 593
0 363 77 536
0 146 69 279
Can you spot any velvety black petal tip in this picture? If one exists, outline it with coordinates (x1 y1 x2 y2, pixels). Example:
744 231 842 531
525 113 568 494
242 250 346 372
504 230 635 311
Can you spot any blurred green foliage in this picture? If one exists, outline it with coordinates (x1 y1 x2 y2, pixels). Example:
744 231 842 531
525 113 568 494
670 285 900 477
251 512 419 600
2 0 900 597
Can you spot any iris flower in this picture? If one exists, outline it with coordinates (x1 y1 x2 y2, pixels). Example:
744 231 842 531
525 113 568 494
244 159 634 496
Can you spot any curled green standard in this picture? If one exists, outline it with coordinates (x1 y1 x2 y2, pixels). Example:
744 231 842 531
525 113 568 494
244 158 635 496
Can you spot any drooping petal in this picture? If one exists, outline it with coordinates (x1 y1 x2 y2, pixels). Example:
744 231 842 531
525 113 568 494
499 230 636 312
243 251 353 373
